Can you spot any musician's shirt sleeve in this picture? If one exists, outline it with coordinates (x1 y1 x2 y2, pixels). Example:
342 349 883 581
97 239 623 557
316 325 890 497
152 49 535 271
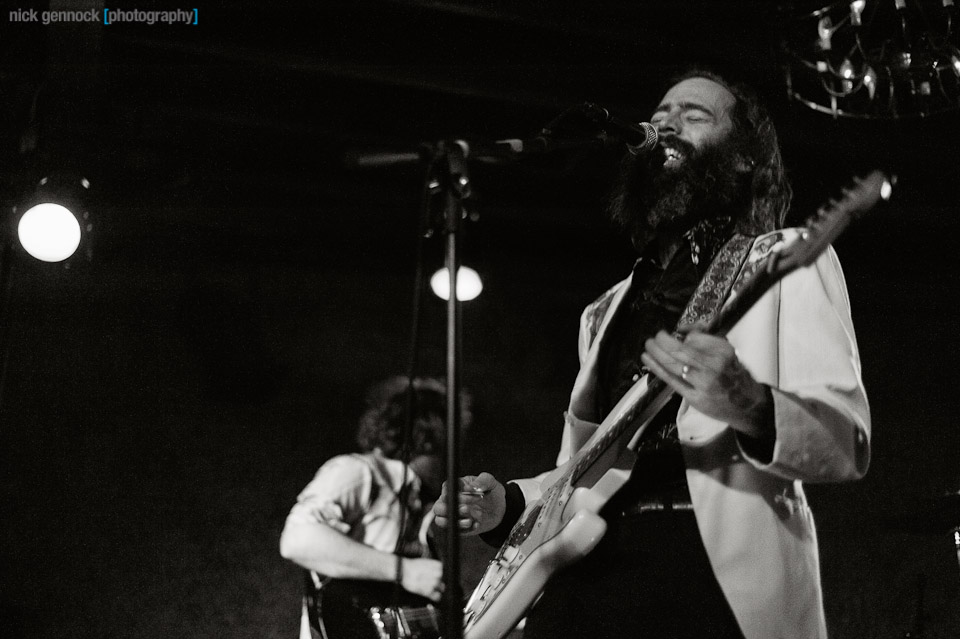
737 246 871 482
285 455 372 536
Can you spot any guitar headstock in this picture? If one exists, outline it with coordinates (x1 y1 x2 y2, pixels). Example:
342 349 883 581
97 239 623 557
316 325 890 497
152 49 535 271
774 170 894 272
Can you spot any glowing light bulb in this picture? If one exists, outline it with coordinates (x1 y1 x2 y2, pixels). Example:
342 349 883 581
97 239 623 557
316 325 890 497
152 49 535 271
840 59 856 79
18 203 82 262
839 59 856 93
952 54 960 78
430 266 483 301
863 66 878 99
850 0 866 26
817 16 833 50
880 179 894 201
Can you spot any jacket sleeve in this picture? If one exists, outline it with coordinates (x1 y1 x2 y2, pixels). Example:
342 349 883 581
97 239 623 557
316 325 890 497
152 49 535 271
738 245 871 482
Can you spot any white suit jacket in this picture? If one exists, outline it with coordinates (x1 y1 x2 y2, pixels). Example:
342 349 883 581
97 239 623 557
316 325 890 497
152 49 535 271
514 230 871 639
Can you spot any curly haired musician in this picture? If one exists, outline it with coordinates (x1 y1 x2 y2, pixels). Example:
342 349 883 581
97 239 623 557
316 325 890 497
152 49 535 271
281 376 469 639
435 71 871 639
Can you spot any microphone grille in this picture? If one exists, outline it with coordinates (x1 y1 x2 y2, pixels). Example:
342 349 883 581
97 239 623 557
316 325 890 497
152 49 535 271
627 122 658 155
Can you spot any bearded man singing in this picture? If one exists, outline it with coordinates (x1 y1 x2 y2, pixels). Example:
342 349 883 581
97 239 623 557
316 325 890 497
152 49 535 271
434 71 871 639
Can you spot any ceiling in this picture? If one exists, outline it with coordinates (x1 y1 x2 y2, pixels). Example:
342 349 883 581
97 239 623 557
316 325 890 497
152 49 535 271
1 0 959 266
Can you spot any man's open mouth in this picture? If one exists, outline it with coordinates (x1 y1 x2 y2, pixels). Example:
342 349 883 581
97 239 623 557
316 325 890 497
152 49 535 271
663 146 685 167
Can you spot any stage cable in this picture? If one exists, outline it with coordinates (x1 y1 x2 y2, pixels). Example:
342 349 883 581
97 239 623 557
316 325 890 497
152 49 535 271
390 150 443 637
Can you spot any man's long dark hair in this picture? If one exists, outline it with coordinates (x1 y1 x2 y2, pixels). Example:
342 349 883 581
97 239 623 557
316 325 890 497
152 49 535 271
675 69 792 234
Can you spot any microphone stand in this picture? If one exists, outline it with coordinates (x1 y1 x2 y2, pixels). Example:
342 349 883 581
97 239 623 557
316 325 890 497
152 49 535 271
349 129 615 639
425 139 471 639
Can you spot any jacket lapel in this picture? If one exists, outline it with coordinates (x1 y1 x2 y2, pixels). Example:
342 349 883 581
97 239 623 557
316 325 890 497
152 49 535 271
568 272 634 422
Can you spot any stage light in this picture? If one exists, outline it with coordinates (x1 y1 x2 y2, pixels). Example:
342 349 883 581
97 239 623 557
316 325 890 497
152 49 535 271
430 266 483 301
18 203 81 262
15 175 91 263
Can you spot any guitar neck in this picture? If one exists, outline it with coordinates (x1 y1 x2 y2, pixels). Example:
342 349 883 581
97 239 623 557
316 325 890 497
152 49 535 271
708 257 780 337
568 376 669 486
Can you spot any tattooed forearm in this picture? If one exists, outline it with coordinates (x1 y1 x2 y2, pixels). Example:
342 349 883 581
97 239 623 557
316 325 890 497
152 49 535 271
722 360 775 437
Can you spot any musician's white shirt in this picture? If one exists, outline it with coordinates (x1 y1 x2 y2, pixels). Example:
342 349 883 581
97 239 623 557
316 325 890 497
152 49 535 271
286 450 434 555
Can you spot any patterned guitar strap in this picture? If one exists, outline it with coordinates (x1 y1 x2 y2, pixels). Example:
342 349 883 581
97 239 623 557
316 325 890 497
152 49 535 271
676 233 756 329
628 232 756 447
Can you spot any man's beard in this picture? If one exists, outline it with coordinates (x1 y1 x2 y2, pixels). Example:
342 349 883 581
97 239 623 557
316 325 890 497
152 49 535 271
606 134 750 252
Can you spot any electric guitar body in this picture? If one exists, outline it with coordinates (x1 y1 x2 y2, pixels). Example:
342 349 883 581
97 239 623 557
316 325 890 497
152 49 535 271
306 576 440 639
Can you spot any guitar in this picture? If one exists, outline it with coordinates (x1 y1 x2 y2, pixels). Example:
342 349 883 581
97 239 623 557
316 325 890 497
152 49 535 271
306 575 441 639
460 171 894 639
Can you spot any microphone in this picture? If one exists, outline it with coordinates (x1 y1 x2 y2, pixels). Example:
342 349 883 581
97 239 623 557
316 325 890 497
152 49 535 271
581 103 659 155
343 103 659 167
490 103 657 158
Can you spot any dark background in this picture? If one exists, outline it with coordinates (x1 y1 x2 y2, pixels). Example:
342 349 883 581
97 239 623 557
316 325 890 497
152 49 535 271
1 1 959 637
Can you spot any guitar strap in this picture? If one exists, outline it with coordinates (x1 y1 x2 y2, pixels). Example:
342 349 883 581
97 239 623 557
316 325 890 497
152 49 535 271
676 233 756 330
584 232 757 351
624 232 755 451
303 570 327 639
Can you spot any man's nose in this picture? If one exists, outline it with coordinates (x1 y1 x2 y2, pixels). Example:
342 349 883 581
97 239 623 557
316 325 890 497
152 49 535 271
656 112 681 136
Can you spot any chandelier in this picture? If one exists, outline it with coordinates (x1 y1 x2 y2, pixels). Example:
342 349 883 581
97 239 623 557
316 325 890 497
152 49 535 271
781 0 960 118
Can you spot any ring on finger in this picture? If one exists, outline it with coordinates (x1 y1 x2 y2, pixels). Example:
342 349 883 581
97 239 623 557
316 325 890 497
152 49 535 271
681 364 691 381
